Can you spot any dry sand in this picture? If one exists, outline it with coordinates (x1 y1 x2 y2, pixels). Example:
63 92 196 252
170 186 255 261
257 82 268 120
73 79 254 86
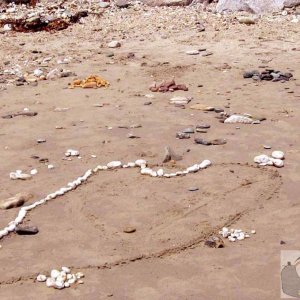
0 4 300 299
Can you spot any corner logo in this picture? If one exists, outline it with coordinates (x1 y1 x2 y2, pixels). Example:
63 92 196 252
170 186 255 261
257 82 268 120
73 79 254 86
281 251 300 298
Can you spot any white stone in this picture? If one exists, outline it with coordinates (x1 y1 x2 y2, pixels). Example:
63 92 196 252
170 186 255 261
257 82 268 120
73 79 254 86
36 274 47 282
30 169 38 175
224 115 253 124
150 171 157 177
33 69 43 77
108 41 121 48
135 159 146 167
157 169 164 177
55 280 65 289
272 158 284 168
48 164 54 169
62 267 70 274
127 162 136 167
51 269 60 279
251 230 256 234
199 160 212 169
141 168 152 175
76 272 84 279
107 161 122 169
228 236 236 242
272 150 284 160
254 154 273 165
186 50 200 55
186 164 200 173
46 277 55 287
64 282 70 288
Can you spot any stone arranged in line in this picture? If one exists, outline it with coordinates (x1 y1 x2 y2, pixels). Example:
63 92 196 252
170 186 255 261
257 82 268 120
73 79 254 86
0 158 212 240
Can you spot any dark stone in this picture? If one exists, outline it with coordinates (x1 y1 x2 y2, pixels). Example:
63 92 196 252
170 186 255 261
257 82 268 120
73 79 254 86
182 127 194 134
15 226 39 235
214 108 224 113
205 236 224 248
144 101 152 105
194 138 211 145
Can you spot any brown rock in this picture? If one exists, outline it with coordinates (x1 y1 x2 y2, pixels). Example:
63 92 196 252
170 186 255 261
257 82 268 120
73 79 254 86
205 236 225 248
0 193 33 210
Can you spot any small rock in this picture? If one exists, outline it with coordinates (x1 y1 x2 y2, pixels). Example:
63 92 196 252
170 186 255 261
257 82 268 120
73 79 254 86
205 236 225 248
99 1 110 8
176 132 190 139
182 127 194 134
127 133 140 139
264 145 272 149
186 50 200 55
15 225 39 235
37 139 46 143
108 41 121 48
37 274 47 282
238 16 256 25
196 123 210 129
188 187 199 192
280 240 286 245
116 0 131 8
0 193 33 209
123 227 136 233
144 101 152 105
272 150 284 160
162 146 182 163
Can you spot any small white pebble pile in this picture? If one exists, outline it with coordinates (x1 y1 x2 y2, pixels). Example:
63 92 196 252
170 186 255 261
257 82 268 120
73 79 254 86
0 158 212 240
9 170 32 180
254 150 285 168
36 267 84 289
219 227 256 242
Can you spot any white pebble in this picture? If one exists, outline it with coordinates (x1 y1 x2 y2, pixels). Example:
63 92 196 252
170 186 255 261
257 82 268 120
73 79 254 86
48 164 54 169
46 277 55 287
36 274 47 282
51 269 60 279
272 158 284 168
30 169 38 175
62 267 70 274
272 150 284 160
157 169 164 177
107 161 122 169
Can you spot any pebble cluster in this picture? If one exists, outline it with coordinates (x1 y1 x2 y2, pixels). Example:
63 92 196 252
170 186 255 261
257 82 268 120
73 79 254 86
254 150 285 168
36 267 84 289
243 69 293 82
0 157 212 240
219 227 256 242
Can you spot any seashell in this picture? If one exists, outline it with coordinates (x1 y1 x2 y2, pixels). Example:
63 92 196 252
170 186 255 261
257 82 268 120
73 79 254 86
64 282 70 288
62 267 71 274
135 159 147 167
46 277 55 287
107 161 122 169
36 274 47 282
67 274 72 280
272 150 284 160
272 158 284 168
51 269 60 279
157 169 164 177
199 160 212 169
186 164 200 173
224 115 253 124
48 164 54 170
251 230 256 234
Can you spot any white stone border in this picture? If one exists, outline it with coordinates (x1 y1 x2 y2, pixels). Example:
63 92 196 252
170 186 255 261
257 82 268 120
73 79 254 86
0 159 212 240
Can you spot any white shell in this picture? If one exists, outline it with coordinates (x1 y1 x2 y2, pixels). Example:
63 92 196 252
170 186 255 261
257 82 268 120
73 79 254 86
150 171 157 177
141 168 152 175
127 162 136 167
64 282 70 288
55 280 65 289
272 151 284 160
37 274 47 282
30 169 38 175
